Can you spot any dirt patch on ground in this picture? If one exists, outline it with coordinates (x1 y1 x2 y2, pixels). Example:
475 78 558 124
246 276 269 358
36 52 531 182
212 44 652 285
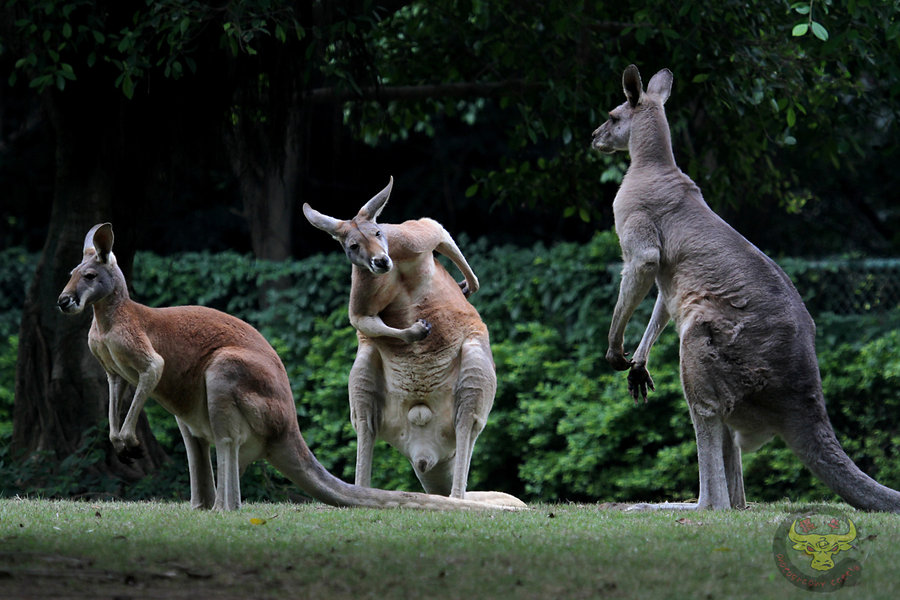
0 552 276 600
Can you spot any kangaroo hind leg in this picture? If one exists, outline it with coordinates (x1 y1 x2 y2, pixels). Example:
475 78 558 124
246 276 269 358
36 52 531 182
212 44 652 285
680 325 741 510
450 336 496 499
722 423 746 508
204 353 262 511
176 417 216 510
349 342 385 488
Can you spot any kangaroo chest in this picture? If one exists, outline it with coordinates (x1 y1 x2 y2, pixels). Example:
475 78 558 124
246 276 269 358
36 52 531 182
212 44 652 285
378 338 461 397
87 323 146 387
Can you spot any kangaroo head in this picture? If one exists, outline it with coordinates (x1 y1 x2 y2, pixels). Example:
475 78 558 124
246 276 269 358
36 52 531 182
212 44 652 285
303 177 394 275
591 64 673 154
58 223 122 314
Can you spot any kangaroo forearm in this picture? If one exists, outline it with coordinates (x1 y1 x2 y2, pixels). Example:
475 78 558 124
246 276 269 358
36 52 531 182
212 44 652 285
118 356 163 437
351 314 412 340
632 293 670 364
107 375 124 438
436 234 479 294
608 268 657 349
119 387 151 436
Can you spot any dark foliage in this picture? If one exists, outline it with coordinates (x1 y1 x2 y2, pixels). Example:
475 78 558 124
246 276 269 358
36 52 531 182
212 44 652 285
2 240 898 503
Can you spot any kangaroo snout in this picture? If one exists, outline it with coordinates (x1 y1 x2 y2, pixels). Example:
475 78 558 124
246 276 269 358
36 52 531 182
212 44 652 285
591 128 615 154
57 293 80 314
371 255 392 274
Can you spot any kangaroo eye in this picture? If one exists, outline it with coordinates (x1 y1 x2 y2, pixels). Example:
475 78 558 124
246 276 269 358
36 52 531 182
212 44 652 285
374 230 381 237
84 272 97 281
349 243 360 252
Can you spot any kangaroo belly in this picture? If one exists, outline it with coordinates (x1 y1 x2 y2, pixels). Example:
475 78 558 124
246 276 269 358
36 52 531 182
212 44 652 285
378 339 461 400
368 338 459 447
376 352 459 464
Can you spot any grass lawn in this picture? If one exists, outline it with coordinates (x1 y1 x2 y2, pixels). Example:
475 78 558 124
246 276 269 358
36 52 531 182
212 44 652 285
1 498 898 599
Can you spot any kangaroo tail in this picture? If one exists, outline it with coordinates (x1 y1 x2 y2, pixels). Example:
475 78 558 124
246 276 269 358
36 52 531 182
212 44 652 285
781 401 900 512
266 431 525 511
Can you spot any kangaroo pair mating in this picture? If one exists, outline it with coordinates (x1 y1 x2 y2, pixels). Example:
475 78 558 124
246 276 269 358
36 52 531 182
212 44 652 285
58 222 523 511
593 64 900 511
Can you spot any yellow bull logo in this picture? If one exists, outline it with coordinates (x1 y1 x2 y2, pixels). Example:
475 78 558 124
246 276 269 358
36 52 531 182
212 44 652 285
788 518 857 571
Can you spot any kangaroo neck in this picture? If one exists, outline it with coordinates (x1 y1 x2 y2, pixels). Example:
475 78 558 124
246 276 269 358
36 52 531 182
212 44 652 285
91 281 132 334
628 104 677 170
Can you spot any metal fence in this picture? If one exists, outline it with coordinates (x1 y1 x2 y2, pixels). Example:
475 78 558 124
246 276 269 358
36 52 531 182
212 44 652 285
604 257 900 317
2 251 900 320
785 258 900 316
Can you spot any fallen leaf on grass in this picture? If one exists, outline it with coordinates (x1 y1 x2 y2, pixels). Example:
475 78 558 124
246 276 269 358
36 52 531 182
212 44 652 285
675 517 703 526
249 513 279 526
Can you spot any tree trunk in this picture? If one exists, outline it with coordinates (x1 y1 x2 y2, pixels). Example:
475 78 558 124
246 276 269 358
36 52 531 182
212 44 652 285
227 103 303 263
12 88 165 487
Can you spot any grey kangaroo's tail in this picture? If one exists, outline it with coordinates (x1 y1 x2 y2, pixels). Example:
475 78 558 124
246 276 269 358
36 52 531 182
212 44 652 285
782 405 900 512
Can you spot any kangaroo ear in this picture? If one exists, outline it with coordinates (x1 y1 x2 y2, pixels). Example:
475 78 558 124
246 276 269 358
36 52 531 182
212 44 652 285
85 223 114 263
623 64 642 108
358 176 392 221
303 203 344 238
647 68 673 105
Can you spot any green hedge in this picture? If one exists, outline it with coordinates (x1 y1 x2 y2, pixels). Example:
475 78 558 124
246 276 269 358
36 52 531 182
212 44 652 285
0 247 34 438
2 237 899 504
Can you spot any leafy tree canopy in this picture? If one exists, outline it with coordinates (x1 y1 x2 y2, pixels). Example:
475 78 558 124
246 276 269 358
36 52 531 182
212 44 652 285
2 0 899 252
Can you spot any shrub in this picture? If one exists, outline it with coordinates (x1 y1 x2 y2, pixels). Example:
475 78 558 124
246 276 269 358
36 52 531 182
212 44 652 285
2 237 899 505
0 247 35 438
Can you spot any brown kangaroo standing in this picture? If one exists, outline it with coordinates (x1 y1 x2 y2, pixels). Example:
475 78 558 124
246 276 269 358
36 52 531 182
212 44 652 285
303 178 503 501
58 223 523 511
592 64 900 511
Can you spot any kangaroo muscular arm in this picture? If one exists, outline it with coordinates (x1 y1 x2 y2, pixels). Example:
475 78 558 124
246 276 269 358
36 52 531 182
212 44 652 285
107 372 128 442
348 264 431 344
350 314 402 338
607 218 660 370
624 291 669 402
434 226 479 296
632 292 670 367
387 220 478 295
350 313 430 343
117 348 164 447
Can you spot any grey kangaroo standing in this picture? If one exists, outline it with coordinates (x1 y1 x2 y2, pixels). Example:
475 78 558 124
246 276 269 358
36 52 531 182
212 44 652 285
592 64 900 511
304 178 502 501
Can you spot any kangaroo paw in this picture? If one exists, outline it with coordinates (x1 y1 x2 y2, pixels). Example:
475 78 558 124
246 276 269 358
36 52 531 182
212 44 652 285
115 442 144 463
407 319 432 342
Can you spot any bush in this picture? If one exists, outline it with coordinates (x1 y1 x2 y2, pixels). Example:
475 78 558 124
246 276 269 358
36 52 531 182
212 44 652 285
0 247 35 438
2 237 900 505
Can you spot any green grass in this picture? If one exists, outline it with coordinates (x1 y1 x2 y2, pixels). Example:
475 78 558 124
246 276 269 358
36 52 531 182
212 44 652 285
1 498 899 599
